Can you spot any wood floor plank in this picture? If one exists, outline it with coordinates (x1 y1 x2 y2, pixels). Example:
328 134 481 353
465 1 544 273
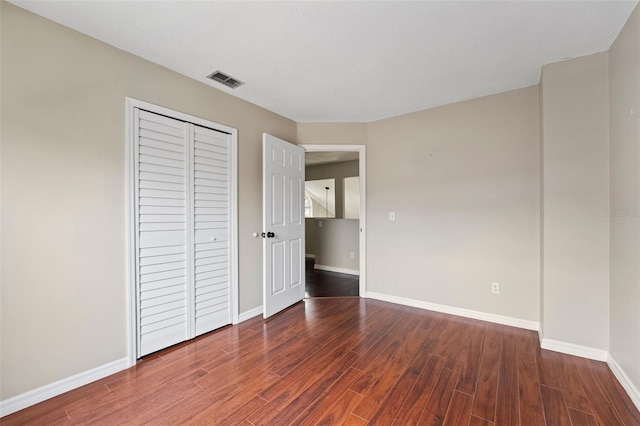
0 407 70 426
456 324 486 394
267 362 361 426
158 369 282 424
70 369 206 424
444 319 478 371
342 414 368 426
547 350 592 413
539 384 571 426
535 347 563 389
294 368 362 426
588 359 640 425
351 327 434 420
471 326 501 422
416 367 459 425
249 351 360 425
575 357 625 426
3 298 639 426
351 314 423 375
391 355 447 426
469 415 494 426
495 329 519 425
259 337 357 401
515 330 536 357
313 390 363 426
517 354 545 425
567 408 600 426
210 394 268 425
442 390 473 425
366 341 432 425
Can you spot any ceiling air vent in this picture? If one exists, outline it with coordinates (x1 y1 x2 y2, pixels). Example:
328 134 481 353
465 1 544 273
206 70 244 89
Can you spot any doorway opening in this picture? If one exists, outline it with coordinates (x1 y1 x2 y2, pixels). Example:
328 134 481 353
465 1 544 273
301 145 366 298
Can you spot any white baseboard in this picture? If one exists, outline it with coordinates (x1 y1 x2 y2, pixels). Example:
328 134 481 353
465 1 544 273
305 254 315 259
365 291 539 331
238 305 263 323
314 264 359 276
539 337 608 361
607 354 640 411
0 357 129 417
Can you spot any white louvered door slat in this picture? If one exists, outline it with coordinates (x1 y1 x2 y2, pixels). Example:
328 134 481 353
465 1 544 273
136 110 189 357
134 107 233 358
192 124 231 336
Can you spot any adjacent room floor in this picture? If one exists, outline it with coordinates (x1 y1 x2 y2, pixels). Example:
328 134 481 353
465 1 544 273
305 258 359 298
3 298 639 425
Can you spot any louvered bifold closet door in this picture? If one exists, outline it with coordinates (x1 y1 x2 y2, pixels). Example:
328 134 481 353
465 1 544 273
192 125 232 335
135 110 190 357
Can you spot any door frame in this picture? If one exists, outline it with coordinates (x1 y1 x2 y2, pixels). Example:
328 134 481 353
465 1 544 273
300 144 366 297
125 97 239 366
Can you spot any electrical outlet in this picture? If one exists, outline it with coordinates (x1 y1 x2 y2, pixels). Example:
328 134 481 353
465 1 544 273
318 221 322 228
491 282 500 294
350 251 355 259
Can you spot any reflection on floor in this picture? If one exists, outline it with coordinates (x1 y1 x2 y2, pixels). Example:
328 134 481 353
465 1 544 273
305 258 359 298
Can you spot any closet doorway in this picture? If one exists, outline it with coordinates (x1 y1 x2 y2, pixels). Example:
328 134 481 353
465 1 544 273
126 98 238 361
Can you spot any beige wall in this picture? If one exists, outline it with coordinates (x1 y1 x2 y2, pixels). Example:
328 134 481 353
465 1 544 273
297 122 367 146
540 53 610 350
0 3 295 400
367 87 540 321
609 4 640 391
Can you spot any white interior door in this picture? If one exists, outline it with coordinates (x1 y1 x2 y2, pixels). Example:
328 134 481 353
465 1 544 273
135 109 190 356
263 134 305 318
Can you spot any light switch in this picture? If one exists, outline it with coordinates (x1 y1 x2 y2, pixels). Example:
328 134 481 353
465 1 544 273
389 212 396 221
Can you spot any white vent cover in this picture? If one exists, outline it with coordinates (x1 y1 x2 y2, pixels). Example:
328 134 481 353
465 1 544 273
206 70 244 89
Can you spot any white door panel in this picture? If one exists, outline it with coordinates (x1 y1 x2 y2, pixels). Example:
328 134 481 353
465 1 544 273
263 134 305 318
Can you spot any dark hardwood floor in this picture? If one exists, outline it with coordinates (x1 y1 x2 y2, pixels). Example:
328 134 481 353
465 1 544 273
305 258 359 298
3 298 639 425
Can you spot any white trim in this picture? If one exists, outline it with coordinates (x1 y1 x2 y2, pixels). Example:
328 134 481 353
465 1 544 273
305 253 316 259
300 145 366 297
314 264 359 276
125 97 239 360
238 305 264 323
539 337 608 361
125 99 137 367
0 358 129 417
366 291 539 331
229 127 239 325
608 354 640 411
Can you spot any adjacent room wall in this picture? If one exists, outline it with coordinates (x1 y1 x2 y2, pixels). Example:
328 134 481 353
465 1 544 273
609 4 640 393
366 87 540 322
306 160 359 219
540 53 610 352
0 3 295 400
304 159 359 257
314 219 359 273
